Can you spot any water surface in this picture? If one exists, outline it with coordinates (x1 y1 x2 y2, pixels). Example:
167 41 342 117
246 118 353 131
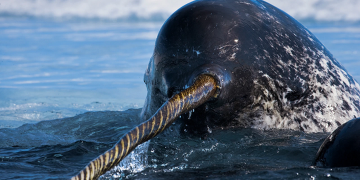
1 1 360 179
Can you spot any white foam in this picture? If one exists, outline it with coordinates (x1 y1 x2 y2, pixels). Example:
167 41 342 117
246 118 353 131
100 141 150 179
266 0 360 22
0 0 359 22
0 101 141 128
0 0 191 20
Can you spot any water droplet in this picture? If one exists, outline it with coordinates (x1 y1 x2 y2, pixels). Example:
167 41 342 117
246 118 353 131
188 110 192 119
207 126 212 133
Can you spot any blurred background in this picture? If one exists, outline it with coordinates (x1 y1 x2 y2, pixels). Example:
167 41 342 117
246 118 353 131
0 0 359 127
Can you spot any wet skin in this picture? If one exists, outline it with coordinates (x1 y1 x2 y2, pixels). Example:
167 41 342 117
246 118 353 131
314 117 360 167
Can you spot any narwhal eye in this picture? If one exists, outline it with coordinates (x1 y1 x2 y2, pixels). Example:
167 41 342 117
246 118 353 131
143 76 147 84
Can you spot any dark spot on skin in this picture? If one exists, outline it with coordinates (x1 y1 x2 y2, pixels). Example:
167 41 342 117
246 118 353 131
335 121 341 126
342 100 351 111
285 90 302 101
328 71 341 86
294 118 301 124
315 106 321 112
318 87 328 98
294 118 304 131
327 61 334 70
316 74 323 84
354 100 360 110
303 124 309 130
312 118 319 127
326 121 332 128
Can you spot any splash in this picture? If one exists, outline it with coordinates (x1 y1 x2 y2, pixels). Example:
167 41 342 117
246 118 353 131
99 141 150 179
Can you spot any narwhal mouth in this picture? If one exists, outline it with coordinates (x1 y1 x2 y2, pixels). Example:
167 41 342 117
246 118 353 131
71 74 219 180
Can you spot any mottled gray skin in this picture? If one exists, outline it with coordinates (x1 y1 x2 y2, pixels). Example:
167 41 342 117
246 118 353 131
141 0 360 134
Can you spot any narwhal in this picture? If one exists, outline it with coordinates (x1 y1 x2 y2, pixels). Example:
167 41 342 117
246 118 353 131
71 0 360 179
313 117 360 167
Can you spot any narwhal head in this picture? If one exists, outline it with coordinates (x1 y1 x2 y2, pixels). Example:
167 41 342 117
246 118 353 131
141 1 257 133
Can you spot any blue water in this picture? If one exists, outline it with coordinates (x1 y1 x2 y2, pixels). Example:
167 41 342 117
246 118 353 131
0 19 162 127
1 12 360 180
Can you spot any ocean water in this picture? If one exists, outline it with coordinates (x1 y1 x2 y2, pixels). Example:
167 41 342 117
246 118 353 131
0 0 360 179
